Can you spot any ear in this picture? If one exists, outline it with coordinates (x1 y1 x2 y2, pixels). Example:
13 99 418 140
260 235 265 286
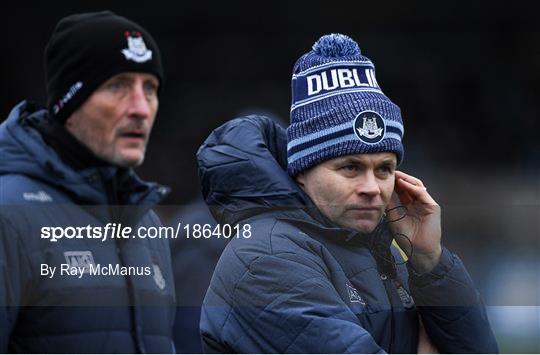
64 108 80 129
64 116 73 128
63 109 84 139
295 172 306 188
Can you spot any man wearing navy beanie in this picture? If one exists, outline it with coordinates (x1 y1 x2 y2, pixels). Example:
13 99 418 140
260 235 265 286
0 11 175 353
198 34 498 353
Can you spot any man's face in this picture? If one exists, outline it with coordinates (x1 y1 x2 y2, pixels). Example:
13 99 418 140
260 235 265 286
65 72 159 168
296 152 397 234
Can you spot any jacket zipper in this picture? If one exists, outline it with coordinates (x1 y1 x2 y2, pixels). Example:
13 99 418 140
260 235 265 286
106 174 146 353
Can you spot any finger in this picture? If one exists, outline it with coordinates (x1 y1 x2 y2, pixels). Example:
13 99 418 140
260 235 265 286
394 181 413 205
395 170 426 189
396 177 436 205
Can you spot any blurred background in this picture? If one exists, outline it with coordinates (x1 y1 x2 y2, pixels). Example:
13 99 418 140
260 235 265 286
2 1 539 352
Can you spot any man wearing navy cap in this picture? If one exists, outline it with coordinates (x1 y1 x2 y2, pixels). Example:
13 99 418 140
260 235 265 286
198 33 498 353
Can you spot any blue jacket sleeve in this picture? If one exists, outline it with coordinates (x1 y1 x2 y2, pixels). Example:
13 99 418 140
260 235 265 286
201 251 386 354
408 247 499 353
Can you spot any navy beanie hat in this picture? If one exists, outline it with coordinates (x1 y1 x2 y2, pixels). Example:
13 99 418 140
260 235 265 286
287 33 404 177
45 11 164 122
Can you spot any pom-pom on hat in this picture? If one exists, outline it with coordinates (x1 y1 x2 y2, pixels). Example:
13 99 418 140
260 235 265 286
287 33 404 177
44 11 164 122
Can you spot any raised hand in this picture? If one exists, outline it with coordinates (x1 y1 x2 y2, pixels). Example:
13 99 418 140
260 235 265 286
387 171 442 274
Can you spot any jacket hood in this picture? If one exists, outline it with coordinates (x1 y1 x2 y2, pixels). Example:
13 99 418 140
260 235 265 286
0 100 167 206
197 115 324 225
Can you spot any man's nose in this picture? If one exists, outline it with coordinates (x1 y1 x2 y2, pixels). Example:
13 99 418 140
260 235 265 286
126 84 152 119
355 171 381 198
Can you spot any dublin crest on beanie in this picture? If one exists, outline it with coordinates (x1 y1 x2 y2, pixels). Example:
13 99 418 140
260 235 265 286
286 33 404 177
45 10 164 122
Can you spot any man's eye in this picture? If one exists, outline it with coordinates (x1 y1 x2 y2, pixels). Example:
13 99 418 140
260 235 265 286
377 166 394 174
342 165 357 172
108 81 126 90
143 82 158 95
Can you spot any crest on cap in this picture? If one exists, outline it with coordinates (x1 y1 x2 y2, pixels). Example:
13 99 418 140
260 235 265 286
353 111 386 144
121 31 152 63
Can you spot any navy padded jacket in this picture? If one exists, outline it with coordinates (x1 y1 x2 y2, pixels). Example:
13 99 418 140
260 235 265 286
0 101 175 353
197 116 498 353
